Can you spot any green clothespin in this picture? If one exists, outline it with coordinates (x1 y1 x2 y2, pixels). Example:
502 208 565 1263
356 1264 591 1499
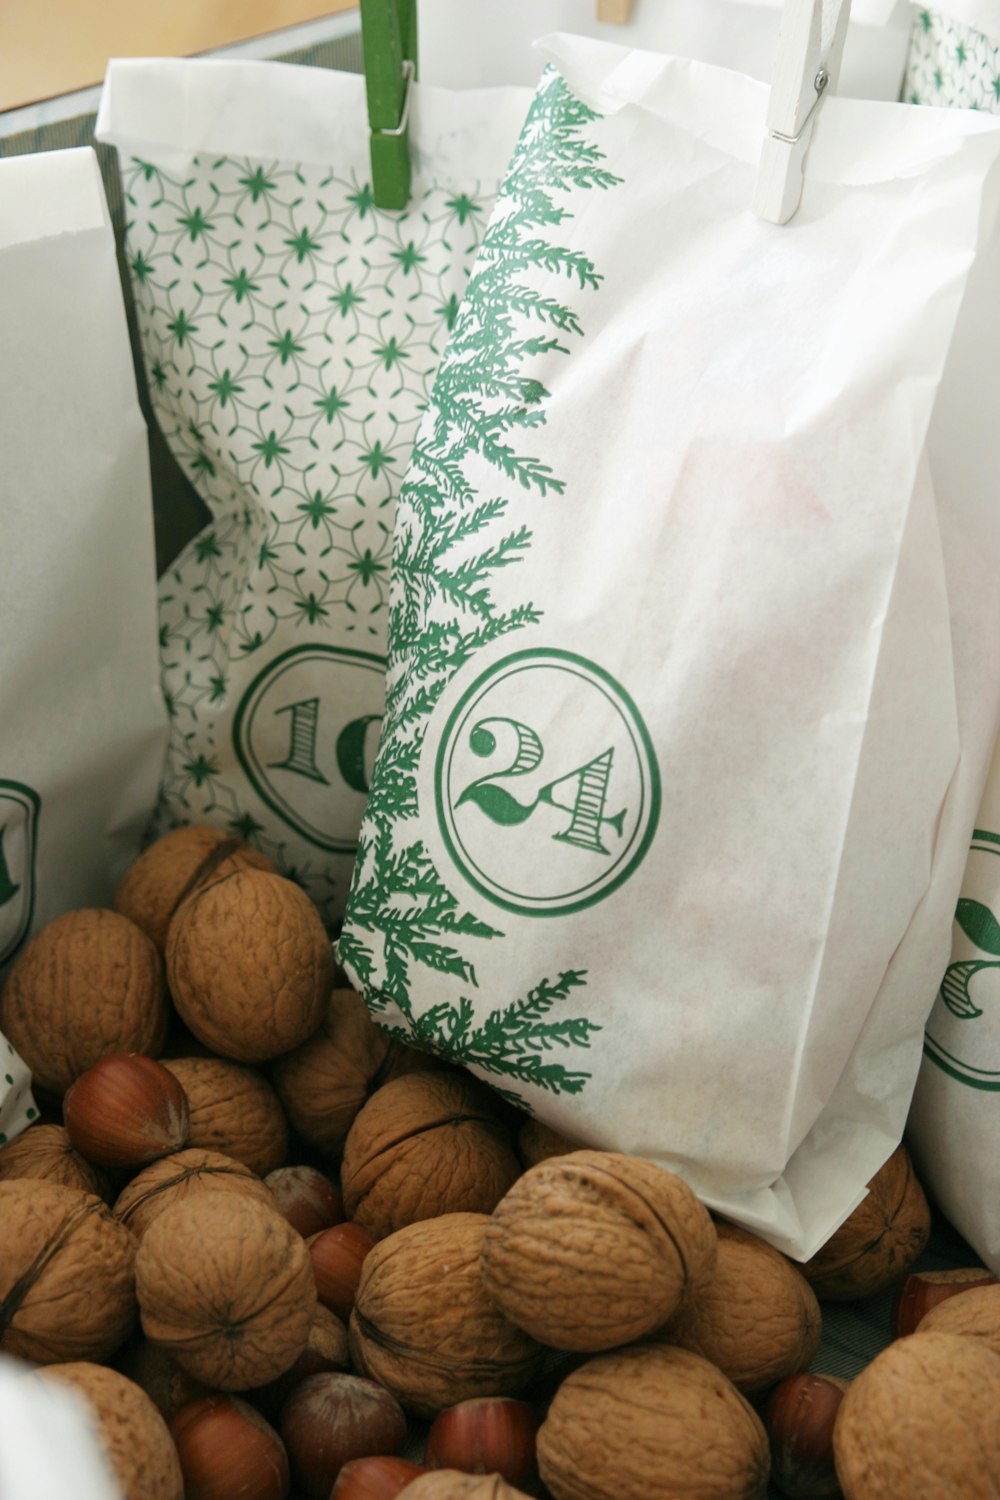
361 0 418 211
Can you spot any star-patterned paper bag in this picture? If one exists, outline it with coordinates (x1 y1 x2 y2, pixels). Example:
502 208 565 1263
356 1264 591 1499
96 60 532 927
337 35 1000 1261
905 0 1000 110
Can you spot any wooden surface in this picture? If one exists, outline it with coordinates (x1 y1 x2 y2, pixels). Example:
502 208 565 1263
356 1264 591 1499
0 0 358 111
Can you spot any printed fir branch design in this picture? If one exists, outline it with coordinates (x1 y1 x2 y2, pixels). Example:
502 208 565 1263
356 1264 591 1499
340 70 621 1099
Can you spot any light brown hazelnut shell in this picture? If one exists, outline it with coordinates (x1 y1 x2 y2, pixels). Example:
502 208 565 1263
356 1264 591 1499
480 1150 717 1351
802 1146 930 1301
341 1072 521 1240
159 1057 289 1176
0 1122 111 1201
0 909 167 1096
113 1146 277 1239
115 824 278 951
39 1361 183 1500
537 1343 769 1500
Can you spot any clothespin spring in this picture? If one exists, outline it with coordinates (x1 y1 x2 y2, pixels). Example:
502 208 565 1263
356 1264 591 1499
770 69 829 145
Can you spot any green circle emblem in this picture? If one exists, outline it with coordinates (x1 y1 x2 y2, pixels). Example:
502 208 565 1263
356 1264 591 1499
435 649 660 917
924 831 1000 1090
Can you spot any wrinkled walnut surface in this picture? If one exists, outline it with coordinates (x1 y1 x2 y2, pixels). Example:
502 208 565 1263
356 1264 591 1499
350 1212 541 1417
0 909 167 1095
39 1360 183 1500
114 1147 276 1239
135 1190 316 1389
538 1344 769 1500
342 1072 521 1239
0 1179 136 1365
116 824 277 950
166 870 331 1063
803 1146 930 1301
159 1057 288 1176
918 1284 1000 1355
0 1122 110 1201
401 1475 533 1499
480 1150 717 1350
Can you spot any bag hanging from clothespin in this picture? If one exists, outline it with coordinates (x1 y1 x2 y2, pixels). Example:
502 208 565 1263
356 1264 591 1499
362 0 418 208
754 0 853 222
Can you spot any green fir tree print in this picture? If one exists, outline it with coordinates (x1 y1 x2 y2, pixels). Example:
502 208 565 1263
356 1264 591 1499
339 70 621 1101
120 148 498 924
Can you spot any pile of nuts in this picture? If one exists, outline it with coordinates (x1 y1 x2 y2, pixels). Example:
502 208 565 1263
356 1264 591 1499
2 824 1000 1500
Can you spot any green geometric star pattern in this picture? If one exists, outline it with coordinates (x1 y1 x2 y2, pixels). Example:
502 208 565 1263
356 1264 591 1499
905 8 1000 109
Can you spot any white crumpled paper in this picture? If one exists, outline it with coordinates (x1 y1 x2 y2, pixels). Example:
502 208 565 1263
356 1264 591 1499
339 35 1000 1259
0 1357 122 1500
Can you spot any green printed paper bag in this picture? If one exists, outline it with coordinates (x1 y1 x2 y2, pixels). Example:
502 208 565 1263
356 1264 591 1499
338 36 1000 1260
96 60 532 925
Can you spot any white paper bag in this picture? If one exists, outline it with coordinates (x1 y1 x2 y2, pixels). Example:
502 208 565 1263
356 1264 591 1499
0 1357 122 1500
0 149 167 1137
96 61 532 927
338 36 1000 1259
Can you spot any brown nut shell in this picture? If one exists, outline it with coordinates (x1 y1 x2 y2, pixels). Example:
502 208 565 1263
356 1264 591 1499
39 1361 183 1500
116 824 278 951
160 1057 289 1176
802 1146 930 1301
349 1213 542 1418
278 1372 407 1500
0 1122 111 1201
400 1476 532 1499
833 1332 1000 1498
655 1222 821 1396
270 989 420 1156
0 1179 136 1365
480 1150 717 1351
0 909 168 1096
537 1344 769 1500
166 870 331 1063
515 1118 583 1170
114 1146 277 1239
342 1073 521 1240
116 1338 210 1422
917 1284 1000 1354
135 1191 317 1390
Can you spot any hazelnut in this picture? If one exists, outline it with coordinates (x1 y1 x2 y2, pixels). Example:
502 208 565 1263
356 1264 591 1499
654 1222 821 1396
0 908 167 1096
0 1179 136 1365
309 1222 376 1320
833 1332 1000 1496
892 1267 997 1337
64 1054 189 1168
135 1191 316 1390
917 1283 1000 1353
116 825 278 950
249 1305 351 1419
278 1372 407 1500
39 1361 183 1500
802 1146 930 1301
160 1056 289 1176
425 1399 537 1488
349 1213 542 1417
342 1073 521 1240
331 1457 428 1499
170 1394 290 1500
400 1477 532 1499
114 1146 277 1239
537 1344 769 1500
480 1150 717 1351
166 870 332 1063
765 1372 848 1499
0 1122 111 1201
266 1165 344 1238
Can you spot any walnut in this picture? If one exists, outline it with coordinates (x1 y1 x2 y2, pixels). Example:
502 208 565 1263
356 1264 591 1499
479 1151 717 1351
918 1284 1000 1354
270 988 433 1155
166 870 331 1063
38 1361 183 1500
114 1146 277 1239
0 1179 136 1364
802 1146 930 1301
0 909 168 1096
0 1122 111 1201
833 1332 1000 1497
654 1223 821 1396
135 1190 317 1390
341 1073 521 1239
402 1477 533 1499
537 1344 770 1500
515 1118 583 1169
349 1212 542 1418
116 1338 209 1422
116 824 278 951
159 1057 288 1176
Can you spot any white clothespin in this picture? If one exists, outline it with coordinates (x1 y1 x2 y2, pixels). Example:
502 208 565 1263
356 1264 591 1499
597 0 636 22
753 0 852 224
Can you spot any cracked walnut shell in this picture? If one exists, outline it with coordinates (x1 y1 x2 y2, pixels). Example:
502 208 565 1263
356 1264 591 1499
114 1146 277 1239
135 1190 317 1390
480 1150 717 1351
166 870 332 1063
349 1212 542 1418
39 1361 183 1500
341 1072 521 1240
159 1057 289 1177
0 908 167 1096
802 1146 930 1301
537 1344 769 1500
116 824 278 951
0 1179 136 1365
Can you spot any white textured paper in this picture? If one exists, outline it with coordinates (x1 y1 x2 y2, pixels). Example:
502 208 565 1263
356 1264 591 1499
0 1358 122 1500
